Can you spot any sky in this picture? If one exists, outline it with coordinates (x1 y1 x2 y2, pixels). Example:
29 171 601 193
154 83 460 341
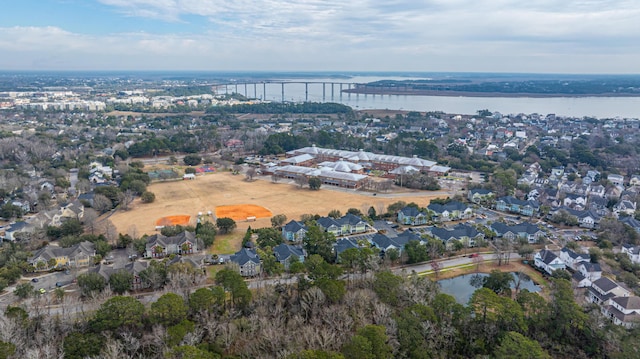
0 0 639 73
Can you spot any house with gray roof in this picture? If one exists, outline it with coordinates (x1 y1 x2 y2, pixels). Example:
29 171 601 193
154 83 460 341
559 247 591 270
534 249 566 275
603 296 640 328
230 248 261 277
427 201 473 222
282 220 307 242
468 188 494 204
587 277 629 306
273 243 305 269
29 241 96 271
622 244 640 264
496 196 539 216
578 261 602 283
333 238 360 259
145 231 199 258
3 221 35 242
429 223 484 248
490 222 545 244
397 206 428 226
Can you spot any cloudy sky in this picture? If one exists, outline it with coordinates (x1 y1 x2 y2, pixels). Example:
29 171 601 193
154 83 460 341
1 0 639 73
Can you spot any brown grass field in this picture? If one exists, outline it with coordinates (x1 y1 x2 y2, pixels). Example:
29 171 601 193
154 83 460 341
109 172 449 253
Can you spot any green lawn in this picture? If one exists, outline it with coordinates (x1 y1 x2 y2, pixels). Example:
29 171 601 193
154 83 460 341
209 232 242 255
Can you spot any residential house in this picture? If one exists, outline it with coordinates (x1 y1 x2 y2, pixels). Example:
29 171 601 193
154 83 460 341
630 175 640 187
282 220 307 242
490 222 545 243
622 244 640 264
51 201 84 226
368 232 419 254
3 221 35 241
29 241 96 271
614 200 637 216
316 217 342 237
429 224 484 248
578 262 602 283
620 216 640 234
273 243 305 270
336 214 369 235
333 238 360 259
550 207 601 229
563 193 587 210
495 196 539 216
229 248 261 277
534 249 566 275
559 247 591 270
145 231 198 258
468 188 494 204
602 296 640 328
427 201 473 222
587 277 629 306
397 206 428 226
608 174 625 187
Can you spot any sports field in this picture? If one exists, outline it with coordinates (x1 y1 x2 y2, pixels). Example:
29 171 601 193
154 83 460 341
109 171 449 249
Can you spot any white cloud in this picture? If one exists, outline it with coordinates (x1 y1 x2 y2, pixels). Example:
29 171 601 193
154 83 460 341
1 0 640 71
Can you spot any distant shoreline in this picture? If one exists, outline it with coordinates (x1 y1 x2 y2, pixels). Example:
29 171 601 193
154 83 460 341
342 88 640 98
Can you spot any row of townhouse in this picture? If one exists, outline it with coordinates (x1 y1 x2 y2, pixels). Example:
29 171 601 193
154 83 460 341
282 214 371 241
397 201 474 226
29 241 96 271
145 231 199 258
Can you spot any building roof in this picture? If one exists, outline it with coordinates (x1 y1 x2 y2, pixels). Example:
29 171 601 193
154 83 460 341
283 220 307 233
146 231 196 251
317 217 340 229
579 262 602 273
273 244 305 262
536 249 560 265
561 247 591 261
491 222 543 236
230 248 260 266
592 277 620 293
399 206 424 217
427 200 469 214
497 196 540 208
612 296 640 310
430 224 481 242
333 238 359 255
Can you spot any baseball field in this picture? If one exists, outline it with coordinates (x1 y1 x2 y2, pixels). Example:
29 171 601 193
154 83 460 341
108 171 449 253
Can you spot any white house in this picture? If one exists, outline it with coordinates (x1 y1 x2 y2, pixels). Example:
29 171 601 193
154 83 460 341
588 277 629 306
534 249 566 275
602 296 640 328
622 244 640 264
559 247 591 271
577 262 602 283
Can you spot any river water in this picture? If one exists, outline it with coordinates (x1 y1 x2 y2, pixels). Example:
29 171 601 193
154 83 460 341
218 75 640 119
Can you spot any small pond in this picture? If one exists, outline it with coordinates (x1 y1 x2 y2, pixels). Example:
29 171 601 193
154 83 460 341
438 272 541 305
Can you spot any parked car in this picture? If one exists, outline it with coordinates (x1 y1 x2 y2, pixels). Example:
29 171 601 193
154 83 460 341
31 278 39 283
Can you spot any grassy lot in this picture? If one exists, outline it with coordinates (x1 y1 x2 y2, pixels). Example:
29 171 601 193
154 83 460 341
209 232 243 255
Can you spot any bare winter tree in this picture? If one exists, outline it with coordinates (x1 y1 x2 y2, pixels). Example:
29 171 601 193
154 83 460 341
82 208 101 235
245 167 257 181
92 194 113 214
295 175 308 189
118 189 134 210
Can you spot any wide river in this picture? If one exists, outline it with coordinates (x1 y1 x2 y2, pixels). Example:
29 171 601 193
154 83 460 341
218 75 640 119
